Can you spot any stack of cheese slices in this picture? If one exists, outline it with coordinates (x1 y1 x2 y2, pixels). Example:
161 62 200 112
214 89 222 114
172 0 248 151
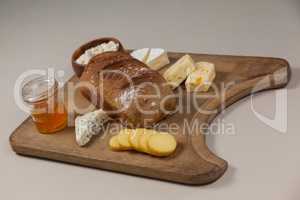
109 128 177 157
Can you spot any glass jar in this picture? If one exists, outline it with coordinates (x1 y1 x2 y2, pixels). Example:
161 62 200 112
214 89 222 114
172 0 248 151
22 75 67 134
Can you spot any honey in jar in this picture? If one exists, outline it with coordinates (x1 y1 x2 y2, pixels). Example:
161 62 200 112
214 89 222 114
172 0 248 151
22 76 67 134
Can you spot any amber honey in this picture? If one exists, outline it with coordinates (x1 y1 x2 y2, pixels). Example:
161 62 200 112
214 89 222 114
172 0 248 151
22 76 67 134
31 99 67 134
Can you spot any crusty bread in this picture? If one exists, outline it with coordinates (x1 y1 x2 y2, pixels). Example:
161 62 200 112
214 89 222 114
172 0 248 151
80 52 176 127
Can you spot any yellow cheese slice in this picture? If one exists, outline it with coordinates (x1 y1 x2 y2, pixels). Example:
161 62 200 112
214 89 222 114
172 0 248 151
138 129 156 153
109 135 122 151
117 129 133 150
129 128 144 150
147 133 177 157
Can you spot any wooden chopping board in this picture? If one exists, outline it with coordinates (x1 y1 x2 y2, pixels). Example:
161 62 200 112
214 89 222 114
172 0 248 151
10 52 291 185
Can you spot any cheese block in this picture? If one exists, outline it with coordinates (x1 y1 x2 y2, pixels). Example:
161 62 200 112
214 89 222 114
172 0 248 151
130 48 150 62
196 61 215 71
163 54 196 89
146 48 170 70
185 62 216 92
75 109 110 146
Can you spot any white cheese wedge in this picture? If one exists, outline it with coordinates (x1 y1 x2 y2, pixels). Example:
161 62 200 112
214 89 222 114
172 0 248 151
163 54 196 89
130 48 150 62
185 62 216 92
75 109 110 146
131 48 170 70
146 48 170 70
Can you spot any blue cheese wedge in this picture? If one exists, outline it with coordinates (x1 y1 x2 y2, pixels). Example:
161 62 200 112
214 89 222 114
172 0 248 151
75 109 110 146
185 62 216 92
163 54 196 89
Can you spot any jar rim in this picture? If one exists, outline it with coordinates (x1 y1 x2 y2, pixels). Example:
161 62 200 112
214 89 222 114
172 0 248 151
22 75 58 103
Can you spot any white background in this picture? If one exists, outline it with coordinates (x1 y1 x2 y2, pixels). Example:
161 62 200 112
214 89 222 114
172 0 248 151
0 0 299 199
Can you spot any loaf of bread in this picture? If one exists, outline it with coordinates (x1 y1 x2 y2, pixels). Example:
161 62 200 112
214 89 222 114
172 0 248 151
80 52 176 127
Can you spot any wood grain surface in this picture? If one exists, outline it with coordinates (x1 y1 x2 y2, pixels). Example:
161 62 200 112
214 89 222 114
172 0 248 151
9 52 291 185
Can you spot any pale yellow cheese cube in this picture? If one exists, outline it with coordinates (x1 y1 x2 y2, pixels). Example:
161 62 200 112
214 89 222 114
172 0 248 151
163 54 196 89
185 61 216 92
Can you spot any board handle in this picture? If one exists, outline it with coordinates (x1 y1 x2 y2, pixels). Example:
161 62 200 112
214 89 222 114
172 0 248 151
188 58 290 184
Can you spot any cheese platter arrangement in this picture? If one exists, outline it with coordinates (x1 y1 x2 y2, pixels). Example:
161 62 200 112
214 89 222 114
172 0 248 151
10 37 291 185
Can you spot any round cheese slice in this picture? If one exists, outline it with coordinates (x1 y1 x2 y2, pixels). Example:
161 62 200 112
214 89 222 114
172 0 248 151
129 129 144 150
138 129 156 153
147 133 177 157
109 135 122 151
117 129 133 150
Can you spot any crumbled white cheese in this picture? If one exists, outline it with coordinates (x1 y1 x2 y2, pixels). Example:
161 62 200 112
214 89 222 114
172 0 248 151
76 41 119 65
75 109 110 146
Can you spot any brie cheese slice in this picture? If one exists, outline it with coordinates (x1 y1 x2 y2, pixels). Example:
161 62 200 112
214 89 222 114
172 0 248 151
75 109 110 146
130 48 150 62
146 48 170 70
